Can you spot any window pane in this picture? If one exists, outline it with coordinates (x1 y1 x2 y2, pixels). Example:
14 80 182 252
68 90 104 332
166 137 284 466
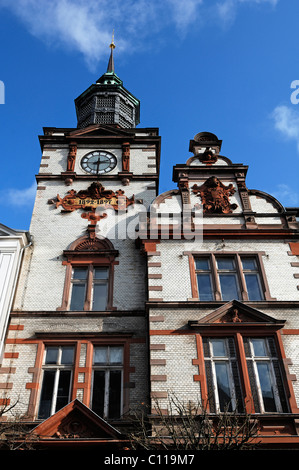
45 347 59 364
211 339 226 357
108 370 122 419
251 339 267 357
92 284 108 310
195 258 210 271
38 370 56 419
110 347 123 364
217 258 235 271
245 274 263 300
94 267 109 279
55 370 72 412
94 347 108 364
72 267 88 279
256 363 277 412
70 284 86 310
242 258 257 270
219 274 240 300
215 362 233 412
61 346 74 365
92 370 105 417
197 274 214 301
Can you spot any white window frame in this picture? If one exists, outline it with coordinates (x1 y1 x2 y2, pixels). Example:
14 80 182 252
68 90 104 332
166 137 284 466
205 338 239 413
69 266 109 311
91 346 123 419
247 338 284 413
38 346 74 418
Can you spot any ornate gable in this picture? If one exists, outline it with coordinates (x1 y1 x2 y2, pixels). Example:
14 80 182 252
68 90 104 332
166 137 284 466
188 300 285 329
30 399 127 447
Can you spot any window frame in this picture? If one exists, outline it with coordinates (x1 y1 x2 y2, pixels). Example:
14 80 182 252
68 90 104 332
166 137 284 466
58 236 119 312
244 337 288 414
69 264 110 311
189 252 273 302
37 345 75 419
203 337 243 413
91 345 124 420
194 331 291 415
32 336 133 422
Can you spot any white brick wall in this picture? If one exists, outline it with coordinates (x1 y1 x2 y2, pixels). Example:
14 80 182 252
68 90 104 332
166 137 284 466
148 239 299 303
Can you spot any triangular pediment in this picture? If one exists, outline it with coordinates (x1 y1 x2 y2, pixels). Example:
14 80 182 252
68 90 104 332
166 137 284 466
189 300 285 327
68 124 134 138
31 399 123 441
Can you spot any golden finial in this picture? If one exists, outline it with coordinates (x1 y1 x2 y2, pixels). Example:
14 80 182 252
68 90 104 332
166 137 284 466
110 30 115 50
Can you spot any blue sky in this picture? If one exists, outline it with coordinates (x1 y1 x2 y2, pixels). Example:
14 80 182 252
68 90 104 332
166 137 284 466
0 0 298 231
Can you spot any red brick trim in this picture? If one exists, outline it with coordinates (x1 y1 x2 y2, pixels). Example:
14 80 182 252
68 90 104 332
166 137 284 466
150 359 166 365
8 325 24 331
4 352 19 358
289 243 299 255
151 392 168 398
0 383 13 389
151 375 167 381
0 399 10 406
0 368 16 374
150 344 165 350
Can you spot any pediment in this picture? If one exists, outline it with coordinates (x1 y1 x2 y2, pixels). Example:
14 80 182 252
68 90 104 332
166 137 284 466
31 399 123 440
188 300 285 328
68 124 134 138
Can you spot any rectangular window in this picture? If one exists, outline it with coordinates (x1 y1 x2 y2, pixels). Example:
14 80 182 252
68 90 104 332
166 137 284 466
195 258 214 301
70 267 88 310
91 346 123 419
195 254 265 301
241 258 263 301
203 337 243 413
243 337 288 413
38 346 74 419
217 257 240 301
92 268 109 310
70 266 109 311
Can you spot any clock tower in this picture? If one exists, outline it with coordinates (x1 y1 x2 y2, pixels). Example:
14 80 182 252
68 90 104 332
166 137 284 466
7 42 160 426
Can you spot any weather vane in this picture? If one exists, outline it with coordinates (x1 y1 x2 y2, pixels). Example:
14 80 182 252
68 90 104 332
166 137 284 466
110 30 115 50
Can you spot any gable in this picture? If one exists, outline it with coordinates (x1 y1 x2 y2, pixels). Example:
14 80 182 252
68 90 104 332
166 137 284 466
188 300 286 328
68 124 135 138
31 399 123 441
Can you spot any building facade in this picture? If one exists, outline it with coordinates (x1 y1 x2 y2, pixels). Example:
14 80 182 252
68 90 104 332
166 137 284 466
1 45 299 449
0 224 31 362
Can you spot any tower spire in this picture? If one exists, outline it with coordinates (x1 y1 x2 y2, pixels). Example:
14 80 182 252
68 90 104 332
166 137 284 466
75 29 140 129
107 30 115 73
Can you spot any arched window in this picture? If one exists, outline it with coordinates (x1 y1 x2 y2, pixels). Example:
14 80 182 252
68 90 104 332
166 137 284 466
57 236 118 311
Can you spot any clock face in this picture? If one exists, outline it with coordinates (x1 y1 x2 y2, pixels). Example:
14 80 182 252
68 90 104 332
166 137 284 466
81 151 117 175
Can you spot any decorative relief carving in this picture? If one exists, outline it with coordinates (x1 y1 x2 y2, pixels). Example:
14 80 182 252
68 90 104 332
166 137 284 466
74 238 108 251
122 141 130 172
66 141 77 172
53 182 135 213
198 147 218 165
192 176 238 214
55 419 95 439
214 307 257 324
